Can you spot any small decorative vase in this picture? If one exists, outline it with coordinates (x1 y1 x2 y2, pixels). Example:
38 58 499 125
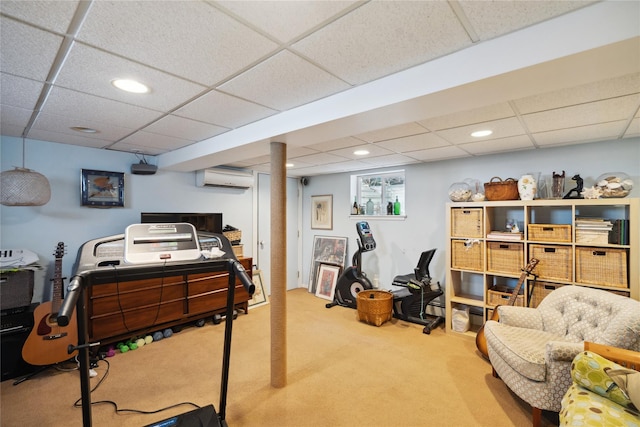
518 174 537 200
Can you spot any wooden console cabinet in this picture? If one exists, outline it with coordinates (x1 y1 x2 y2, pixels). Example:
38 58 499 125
86 257 252 345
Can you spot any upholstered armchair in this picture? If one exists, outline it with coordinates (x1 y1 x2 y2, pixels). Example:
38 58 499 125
483 285 640 427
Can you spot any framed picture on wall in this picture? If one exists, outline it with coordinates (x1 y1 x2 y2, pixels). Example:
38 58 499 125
311 194 333 230
81 169 124 207
315 264 340 301
308 235 347 293
249 270 268 308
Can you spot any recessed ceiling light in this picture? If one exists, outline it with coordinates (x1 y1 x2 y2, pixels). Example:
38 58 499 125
471 130 493 138
112 79 150 94
286 163 294 168
354 150 370 156
71 126 98 133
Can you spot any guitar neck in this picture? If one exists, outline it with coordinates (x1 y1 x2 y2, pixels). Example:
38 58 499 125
51 256 63 314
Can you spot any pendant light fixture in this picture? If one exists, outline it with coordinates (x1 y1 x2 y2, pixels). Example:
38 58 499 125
1 138 51 206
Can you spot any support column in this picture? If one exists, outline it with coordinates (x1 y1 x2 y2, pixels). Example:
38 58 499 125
270 142 287 388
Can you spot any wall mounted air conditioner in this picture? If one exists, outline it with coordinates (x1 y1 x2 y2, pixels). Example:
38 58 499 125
195 168 254 189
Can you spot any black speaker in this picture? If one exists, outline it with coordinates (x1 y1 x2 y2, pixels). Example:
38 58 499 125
1 329 36 382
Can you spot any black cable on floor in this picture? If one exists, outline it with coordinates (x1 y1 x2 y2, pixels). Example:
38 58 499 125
73 359 201 416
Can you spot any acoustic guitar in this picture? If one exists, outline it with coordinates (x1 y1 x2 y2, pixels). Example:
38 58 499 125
475 258 539 359
22 242 78 366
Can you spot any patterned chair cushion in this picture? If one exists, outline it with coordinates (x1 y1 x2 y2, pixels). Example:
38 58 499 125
560 383 640 427
484 321 564 381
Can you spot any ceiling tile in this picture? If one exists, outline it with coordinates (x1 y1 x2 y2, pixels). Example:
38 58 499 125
0 0 78 34
144 115 228 142
219 50 351 111
514 72 640 114
0 17 63 81
287 146 320 158
624 117 640 138
175 90 277 129
375 132 450 153
32 112 136 142
77 1 279 86
292 1 471 85
419 103 515 131
458 1 596 41
533 121 627 146
355 122 429 143
115 131 194 152
406 145 471 162
54 44 207 112
328 144 394 159
107 143 167 156
436 117 526 144
0 105 33 130
360 154 420 167
305 136 363 152
27 129 112 149
1 74 43 111
523 95 640 133
289 151 351 166
42 87 162 131
216 1 358 43
458 134 535 155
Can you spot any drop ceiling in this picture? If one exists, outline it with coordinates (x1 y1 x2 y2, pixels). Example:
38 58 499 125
1 1 638 177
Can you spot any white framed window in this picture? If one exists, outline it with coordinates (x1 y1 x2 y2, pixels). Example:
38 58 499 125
350 170 405 217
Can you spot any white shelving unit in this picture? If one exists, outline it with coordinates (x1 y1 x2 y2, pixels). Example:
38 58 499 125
445 198 639 336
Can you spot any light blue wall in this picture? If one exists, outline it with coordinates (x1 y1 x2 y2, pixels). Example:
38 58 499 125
2 135 639 304
299 138 640 292
1 136 254 303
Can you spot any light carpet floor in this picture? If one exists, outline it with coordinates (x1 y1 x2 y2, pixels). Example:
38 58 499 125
1 288 558 426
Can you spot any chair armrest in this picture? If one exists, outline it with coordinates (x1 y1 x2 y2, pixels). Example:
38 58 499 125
585 342 640 371
497 306 543 329
546 341 583 363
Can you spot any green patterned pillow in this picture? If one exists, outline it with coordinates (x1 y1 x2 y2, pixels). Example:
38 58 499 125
571 351 635 410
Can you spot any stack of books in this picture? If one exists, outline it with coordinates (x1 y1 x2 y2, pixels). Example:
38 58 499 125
609 219 630 245
486 231 524 241
575 218 613 244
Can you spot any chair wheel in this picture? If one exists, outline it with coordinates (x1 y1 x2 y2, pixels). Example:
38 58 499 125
213 314 222 325
423 327 431 335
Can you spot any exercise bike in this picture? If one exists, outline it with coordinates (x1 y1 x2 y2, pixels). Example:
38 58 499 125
326 221 375 309
391 249 445 334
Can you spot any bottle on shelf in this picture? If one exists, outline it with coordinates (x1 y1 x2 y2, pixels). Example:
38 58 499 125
366 198 374 215
352 197 359 215
393 196 401 215
387 202 393 215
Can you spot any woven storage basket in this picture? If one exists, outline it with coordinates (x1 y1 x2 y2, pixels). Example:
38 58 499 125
487 286 524 307
528 224 572 243
529 244 572 281
451 208 483 238
576 247 628 288
356 290 393 326
487 242 524 275
223 229 242 244
451 239 483 271
530 282 564 308
484 177 519 201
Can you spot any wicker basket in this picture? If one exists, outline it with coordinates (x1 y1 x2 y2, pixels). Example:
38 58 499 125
451 208 483 238
356 290 393 326
576 247 628 288
487 287 524 307
487 242 524 275
223 229 242 244
530 282 563 308
451 239 483 271
529 244 572 281
484 177 519 201
528 224 571 243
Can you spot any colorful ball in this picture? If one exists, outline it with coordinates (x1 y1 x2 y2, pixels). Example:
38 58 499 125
135 338 145 348
144 335 153 344
153 331 163 341
163 328 173 338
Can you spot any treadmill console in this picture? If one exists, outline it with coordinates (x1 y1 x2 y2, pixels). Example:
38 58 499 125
356 221 376 251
